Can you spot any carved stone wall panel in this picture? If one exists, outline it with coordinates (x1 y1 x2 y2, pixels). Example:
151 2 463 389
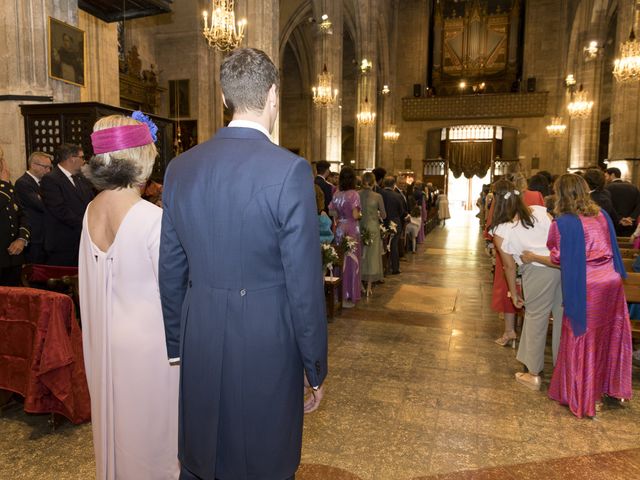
402 92 548 121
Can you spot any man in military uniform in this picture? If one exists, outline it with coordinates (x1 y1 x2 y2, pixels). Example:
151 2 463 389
0 149 30 286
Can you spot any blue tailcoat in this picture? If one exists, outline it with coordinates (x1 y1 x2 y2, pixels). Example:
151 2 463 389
159 127 328 480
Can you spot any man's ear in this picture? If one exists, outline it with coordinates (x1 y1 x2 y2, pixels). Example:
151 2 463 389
268 84 278 107
221 93 228 109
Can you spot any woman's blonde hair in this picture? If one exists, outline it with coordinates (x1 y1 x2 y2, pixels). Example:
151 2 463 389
84 115 157 191
509 173 528 192
361 172 376 189
554 173 600 217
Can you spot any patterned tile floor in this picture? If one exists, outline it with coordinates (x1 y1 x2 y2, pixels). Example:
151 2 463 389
1 210 639 479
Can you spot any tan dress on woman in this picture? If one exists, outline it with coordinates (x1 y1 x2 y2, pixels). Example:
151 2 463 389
359 189 386 282
79 200 179 480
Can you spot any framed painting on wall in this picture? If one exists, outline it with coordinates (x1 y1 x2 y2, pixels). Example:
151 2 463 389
48 17 86 87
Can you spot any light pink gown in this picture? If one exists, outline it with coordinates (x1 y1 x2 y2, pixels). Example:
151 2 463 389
79 200 179 480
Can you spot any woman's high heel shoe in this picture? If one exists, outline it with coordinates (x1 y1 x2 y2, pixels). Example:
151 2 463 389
494 332 517 348
515 372 541 391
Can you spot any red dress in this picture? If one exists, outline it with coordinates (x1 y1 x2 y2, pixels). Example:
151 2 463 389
547 213 633 418
488 190 544 313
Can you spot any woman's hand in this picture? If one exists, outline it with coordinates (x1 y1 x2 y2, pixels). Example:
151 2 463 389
521 250 536 264
510 292 524 309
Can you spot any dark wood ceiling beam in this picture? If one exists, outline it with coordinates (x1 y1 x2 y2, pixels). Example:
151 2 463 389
78 0 173 23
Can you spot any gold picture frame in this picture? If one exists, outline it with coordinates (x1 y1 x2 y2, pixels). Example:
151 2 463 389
48 17 86 87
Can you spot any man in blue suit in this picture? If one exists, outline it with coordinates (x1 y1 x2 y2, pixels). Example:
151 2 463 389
159 48 328 480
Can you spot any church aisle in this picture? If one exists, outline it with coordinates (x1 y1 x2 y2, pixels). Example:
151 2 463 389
299 211 640 479
0 212 639 479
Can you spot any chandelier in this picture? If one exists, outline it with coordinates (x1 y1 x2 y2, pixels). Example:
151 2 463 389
613 29 640 82
383 125 399 142
567 85 594 118
357 97 376 126
202 1 246 51
312 65 338 107
545 117 567 137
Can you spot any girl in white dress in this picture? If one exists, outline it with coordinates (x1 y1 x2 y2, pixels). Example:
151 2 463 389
79 113 179 479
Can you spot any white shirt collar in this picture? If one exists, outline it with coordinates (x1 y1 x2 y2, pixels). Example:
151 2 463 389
58 164 75 185
26 171 40 185
228 120 271 141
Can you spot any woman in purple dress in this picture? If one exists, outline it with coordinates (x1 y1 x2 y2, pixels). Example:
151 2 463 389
329 167 362 308
523 174 633 418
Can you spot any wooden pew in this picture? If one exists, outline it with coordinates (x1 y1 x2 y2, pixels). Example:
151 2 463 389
618 248 640 259
622 272 640 338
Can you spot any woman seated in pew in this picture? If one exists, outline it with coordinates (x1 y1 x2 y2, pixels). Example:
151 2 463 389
490 179 563 391
522 174 633 418
79 113 179 479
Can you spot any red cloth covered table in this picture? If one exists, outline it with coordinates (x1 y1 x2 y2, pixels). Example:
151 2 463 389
0 287 90 424
23 264 78 283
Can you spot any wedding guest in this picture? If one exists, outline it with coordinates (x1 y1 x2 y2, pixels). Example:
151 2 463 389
405 206 422 253
372 167 386 194
0 150 30 286
528 173 550 197
380 176 408 275
359 172 386 297
14 151 53 263
314 160 333 212
511 172 544 207
523 174 633 418
160 48 327 480
41 143 94 266
413 182 427 244
329 166 362 307
79 113 179 479
436 192 450 227
491 179 563 391
604 167 640 236
583 168 617 224
315 185 333 244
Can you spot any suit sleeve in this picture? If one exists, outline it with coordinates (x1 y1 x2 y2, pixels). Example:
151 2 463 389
277 159 328 388
15 179 44 213
159 178 189 360
40 175 83 228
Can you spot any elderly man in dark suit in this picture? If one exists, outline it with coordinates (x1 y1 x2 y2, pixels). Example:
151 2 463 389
40 143 94 266
604 167 640 236
314 160 333 212
160 48 328 480
14 151 53 264
0 151 30 285
380 176 409 275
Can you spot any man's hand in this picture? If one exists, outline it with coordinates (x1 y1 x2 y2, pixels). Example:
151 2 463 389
7 238 26 255
303 385 325 413
620 217 634 227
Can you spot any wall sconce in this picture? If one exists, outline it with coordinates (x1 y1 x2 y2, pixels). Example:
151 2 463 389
565 74 577 93
360 58 372 74
583 41 601 60
381 84 390 95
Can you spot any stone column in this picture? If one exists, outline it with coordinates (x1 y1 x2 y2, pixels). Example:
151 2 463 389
609 0 640 182
310 0 343 166
354 0 377 170
237 0 280 141
0 0 80 177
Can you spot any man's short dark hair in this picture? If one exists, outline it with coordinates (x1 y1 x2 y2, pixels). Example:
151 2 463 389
382 176 396 189
55 143 82 165
220 48 279 115
583 168 606 191
606 167 621 178
372 167 387 184
537 170 553 184
316 160 330 175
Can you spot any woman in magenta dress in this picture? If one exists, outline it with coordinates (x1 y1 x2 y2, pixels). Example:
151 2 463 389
329 167 361 308
523 174 633 418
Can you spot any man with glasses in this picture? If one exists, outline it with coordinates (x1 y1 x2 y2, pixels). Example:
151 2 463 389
41 143 94 266
15 151 53 263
